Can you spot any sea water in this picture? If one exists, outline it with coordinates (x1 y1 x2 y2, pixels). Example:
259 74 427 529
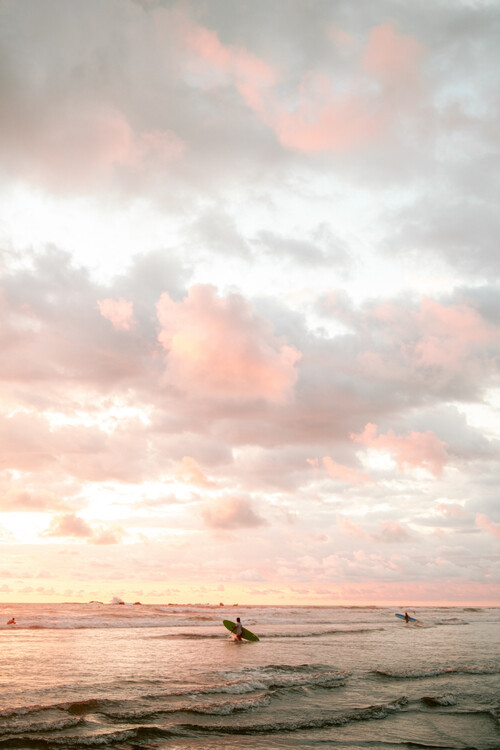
0 603 498 749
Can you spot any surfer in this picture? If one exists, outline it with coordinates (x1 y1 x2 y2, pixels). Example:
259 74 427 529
7 618 16 625
231 617 243 641
404 612 409 623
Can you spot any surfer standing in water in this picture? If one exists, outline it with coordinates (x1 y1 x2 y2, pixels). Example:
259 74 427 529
231 617 243 641
404 612 409 623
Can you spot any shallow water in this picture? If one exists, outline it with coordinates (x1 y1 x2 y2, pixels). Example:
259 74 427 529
0 604 498 749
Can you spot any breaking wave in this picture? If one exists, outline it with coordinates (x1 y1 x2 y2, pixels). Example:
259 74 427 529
375 665 500 679
179 696 410 734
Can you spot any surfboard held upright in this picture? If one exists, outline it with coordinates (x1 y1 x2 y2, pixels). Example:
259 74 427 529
223 619 260 641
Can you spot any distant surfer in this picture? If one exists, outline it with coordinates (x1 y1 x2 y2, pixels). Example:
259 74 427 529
404 612 409 623
231 617 243 641
7 618 16 625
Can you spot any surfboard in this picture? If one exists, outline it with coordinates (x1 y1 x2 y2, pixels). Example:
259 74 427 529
223 619 260 642
395 613 417 622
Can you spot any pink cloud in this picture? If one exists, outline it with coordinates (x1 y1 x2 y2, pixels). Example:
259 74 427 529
0 411 148 481
43 513 125 545
35 108 135 187
337 514 370 539
377 520 409 543
183 20 424 154
351 423 448 476
98 298 135 331
412 298 495 369
271 74 382 153
322 456 372 485
8 103 185 191
92 528 125 545
475 513 500 540
175 456 214 488
342 295 500 403
367 297 498 373
184 24 277 113
157 284 301 402
336 517 409 543
0 488 66 512
44 513 93 538
202 496 265 529
362 23 423 84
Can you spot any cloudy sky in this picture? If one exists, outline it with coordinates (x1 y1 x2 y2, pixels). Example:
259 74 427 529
1 0 499 605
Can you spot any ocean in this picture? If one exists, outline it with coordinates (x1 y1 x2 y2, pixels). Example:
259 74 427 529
0 603 498 749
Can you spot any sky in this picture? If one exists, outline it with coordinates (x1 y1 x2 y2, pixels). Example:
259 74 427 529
1 0 499 606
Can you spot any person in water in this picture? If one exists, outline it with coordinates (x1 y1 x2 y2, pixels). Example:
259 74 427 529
7 618 16 625
231 617 243 641
404 612 409 623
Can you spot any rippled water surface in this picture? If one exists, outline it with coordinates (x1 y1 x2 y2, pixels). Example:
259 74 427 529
0 603 498 749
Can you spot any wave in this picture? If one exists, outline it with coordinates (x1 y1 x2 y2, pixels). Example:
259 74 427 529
183 694 271 716
152 632 223 640
2 624 386 638
0 726 176 748
0 693 271 731
0 716 83 736
150 627 383 641
376 664 500 679
179 695 409 734
404 744 479 749
264 626 385 638
0 665 347 730
221 663 349 691
0 617 207 637
421 694 457 706
99 693 272 720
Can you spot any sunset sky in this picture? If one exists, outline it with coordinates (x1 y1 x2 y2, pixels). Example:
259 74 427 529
1 0 499 605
